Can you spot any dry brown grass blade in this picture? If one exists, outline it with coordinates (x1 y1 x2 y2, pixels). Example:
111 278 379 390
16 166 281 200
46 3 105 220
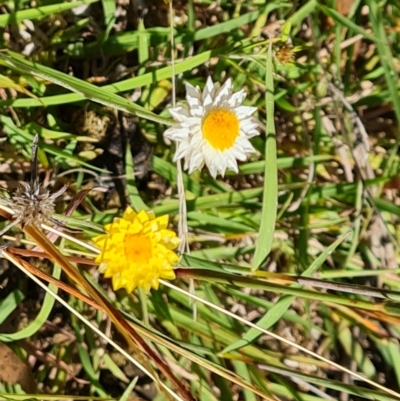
4 251 103 311
7 246 97 265
327 303 389 337
21 223 195 401
360 309 400 327
4 245 275 400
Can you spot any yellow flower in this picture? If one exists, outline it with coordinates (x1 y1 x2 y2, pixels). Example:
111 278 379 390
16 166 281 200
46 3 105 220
93 207 180 293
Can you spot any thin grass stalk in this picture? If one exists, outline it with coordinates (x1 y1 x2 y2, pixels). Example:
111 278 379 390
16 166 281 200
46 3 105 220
252 37 277 270
35 220 400 304
175 268 400 315
1 249 186 401
168 0 195 318
7 247 276 400
160 280 400 399
22 223 195 401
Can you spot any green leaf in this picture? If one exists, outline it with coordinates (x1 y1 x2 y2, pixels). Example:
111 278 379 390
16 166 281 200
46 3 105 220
0 265 60 342
252 39 277 270
0 0 98 27
0 115 108 173
125 144 148 212
0 51 168 125
0 49 220 109
0 290 25 326
101 0 116 41
195 232 350 354
318 4 380 43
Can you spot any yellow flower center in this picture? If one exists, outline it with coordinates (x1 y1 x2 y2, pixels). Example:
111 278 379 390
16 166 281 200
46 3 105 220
202 109 239 151
124 234 152 264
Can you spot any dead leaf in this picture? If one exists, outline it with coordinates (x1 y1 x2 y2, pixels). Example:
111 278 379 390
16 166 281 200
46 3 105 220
337 0 353 16
0 342 37 393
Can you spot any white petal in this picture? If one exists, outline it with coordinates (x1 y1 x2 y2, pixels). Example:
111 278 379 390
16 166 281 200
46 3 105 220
248 130 260 139
241 127 260 139
188 151 204 173
202 149 223 177
188 137 203 151
228 89 247 107
213 78 233 104
236 136 256 153
202 92 214 108
164 126 189 141
240 117 258 129
215 152 226 170
240 119 260 138
234 151 248 161
185 82 201 101
225 146 246 160
169 105 189 121
207 163 218 178
179 116 202 128
226 156 239 172
174 142 190 160
189 104 205 118
235 106 257 118
164 125 179 139
202 77 215 101
183 156 191 171
187 94 202 110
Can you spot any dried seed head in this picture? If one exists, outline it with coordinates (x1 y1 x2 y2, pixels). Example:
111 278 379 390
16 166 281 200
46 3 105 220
11 181 67 228
275 44 295 64
0 135 68 237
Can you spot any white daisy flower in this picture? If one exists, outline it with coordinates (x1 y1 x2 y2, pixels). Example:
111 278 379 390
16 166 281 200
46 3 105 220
164 77 259 178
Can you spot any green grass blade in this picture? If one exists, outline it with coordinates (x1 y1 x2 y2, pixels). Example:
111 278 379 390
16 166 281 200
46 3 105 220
100 0 116 41
0 0 98 27
0 115 108 173
0 265 60 342
0 290 24 326
260 365 398 401
252 40 277 270
153 156 203 196
233 361 257 401
0 51 168 125
222 231 350 353
318 4 379 43
338 325 376 378
125 144 148 212
0 49 220 109
365 0 400 173
287 0 317 28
